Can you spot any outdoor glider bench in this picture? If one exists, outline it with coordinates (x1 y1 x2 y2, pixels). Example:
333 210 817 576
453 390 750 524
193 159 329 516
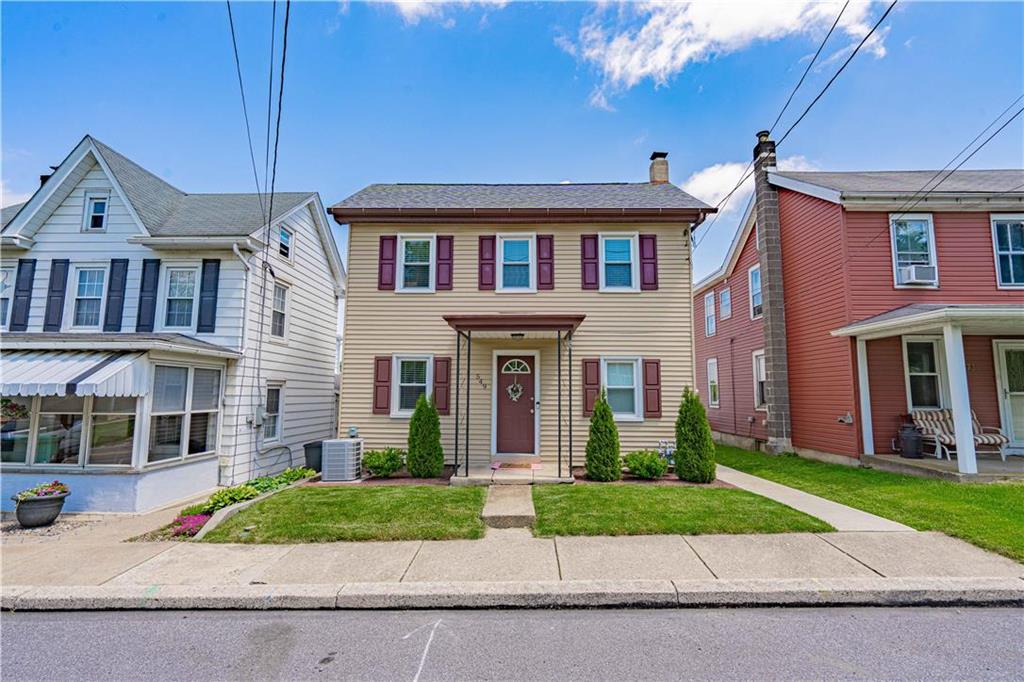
910 409 1010 462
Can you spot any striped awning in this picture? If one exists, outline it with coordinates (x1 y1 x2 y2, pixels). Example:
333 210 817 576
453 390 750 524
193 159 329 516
0 350 149 397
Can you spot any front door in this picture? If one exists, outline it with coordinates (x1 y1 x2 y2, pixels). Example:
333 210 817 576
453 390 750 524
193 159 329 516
997 342 1024 450
495 354 536 454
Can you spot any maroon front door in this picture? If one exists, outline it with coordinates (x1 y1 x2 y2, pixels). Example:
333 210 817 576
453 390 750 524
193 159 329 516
496 355 536 454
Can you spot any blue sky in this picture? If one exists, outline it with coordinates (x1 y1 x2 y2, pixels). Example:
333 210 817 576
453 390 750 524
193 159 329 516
3 1 1022 279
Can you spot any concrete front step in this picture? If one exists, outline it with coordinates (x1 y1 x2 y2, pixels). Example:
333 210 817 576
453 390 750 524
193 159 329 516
481 485 536 528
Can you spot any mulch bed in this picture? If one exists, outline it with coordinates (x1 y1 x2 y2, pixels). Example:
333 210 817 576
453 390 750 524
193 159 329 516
570 467 734 488
305 467 455 487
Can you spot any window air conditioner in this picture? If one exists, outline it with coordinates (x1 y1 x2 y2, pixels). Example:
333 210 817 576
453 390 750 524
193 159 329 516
899 265 937 285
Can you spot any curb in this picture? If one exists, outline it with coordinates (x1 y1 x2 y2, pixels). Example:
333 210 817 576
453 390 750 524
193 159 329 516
3 578 1022 611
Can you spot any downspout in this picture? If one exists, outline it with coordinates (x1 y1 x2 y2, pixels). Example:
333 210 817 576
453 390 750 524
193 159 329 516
227 242 254 486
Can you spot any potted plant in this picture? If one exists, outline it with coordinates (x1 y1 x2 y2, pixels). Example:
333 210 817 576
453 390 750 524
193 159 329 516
11 481 70 528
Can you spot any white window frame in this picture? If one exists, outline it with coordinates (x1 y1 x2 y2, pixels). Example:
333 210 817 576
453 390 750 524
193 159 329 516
901 335 950 412
263 383 284 443
158 265 200 331
85 396 139 468
65 264 109 331
991 214 1024 289
707 358 720 408
396 234 436 294
601 356 643 422
599 232 640 292
278 225 294 261
270 281 289 340
81 191 110 232
890 213 939 289
748 265 763 320
704 292 716 337
719 287 732 320
391 354 434 418
496 233 537 293
1 265 17 330
752 349 767 411
146 363 223 465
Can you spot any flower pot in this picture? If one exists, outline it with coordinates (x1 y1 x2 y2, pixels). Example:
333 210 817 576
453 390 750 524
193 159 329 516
13 492 69 528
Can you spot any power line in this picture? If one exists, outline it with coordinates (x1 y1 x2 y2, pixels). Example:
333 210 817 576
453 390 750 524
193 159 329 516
225 0 266 219
263 0 278 202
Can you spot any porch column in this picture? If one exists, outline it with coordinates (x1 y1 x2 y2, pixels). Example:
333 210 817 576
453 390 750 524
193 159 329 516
856 338 874 455
942 322 977 474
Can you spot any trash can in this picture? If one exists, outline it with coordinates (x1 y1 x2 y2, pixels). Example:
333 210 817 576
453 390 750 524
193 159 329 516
897 424 923 459
303 441 323 472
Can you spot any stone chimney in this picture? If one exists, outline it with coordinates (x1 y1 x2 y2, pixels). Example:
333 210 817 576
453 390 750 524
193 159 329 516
649 151 669 184
752 130 793 453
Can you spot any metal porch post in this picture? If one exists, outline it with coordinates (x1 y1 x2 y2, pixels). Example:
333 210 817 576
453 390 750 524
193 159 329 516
557 330 563 478
568 330 574 478
464 330 471 476
454 330 461 475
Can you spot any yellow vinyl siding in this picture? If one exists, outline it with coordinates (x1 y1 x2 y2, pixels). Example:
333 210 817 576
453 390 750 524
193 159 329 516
338 222 694 468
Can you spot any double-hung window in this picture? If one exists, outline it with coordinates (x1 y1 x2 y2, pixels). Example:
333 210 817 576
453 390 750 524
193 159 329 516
707 359 720 408
749 265 763 319
164 268 198 328
992 215 1024 288
903 338 945 410
752 350 767 410
263 385 282 441
704 292 716 336
600 234 639 291
35 396 85 465
279 226 294 261
0 266 15 329
602 357 642 421
393 355 432 416
88 397 136 466
83 192 108 231
149 365 221 463
891 214 938 286
271 283 288 338
497 235 535 291
720 288 732 319
398 236 435 292
71 267 106 328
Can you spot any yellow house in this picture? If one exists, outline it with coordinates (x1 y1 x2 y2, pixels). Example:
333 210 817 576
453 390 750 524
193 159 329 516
330 153 713 480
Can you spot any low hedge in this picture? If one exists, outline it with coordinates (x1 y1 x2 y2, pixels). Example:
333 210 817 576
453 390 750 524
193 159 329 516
363 448 406 477
624 450 668 480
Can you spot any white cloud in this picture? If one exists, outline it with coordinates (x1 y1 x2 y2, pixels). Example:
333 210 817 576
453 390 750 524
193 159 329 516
382 0 506 26
1 181 34 208
562 1 891 107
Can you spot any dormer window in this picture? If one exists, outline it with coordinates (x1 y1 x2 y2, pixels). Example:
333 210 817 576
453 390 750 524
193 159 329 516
279 226 293 260
83 193 109 231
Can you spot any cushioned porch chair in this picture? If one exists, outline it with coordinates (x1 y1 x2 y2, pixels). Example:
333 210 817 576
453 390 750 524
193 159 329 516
910 409 1009 462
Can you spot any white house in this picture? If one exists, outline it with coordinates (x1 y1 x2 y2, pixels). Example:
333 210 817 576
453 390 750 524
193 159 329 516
0 135 345 512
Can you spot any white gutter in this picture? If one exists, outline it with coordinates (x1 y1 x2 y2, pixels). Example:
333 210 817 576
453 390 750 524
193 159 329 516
831 306 1024 339
127 236 263 250
0 235 35 250
233 242 253 356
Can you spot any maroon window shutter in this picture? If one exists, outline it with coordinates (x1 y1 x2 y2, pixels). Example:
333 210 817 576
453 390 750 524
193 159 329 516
582 358 601 416
537 234 555 290
378 236 397 290
581 234 599 290
478 235 496 290
436 236 453 290
642 358 662 418
639 234 659 290
372 356 392 414
433 356 451 414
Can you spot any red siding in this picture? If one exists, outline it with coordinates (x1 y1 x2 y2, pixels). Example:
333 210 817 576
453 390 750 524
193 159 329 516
779 190 860 456
694 224 767 443
866 335 1019 452
845 211 1018 320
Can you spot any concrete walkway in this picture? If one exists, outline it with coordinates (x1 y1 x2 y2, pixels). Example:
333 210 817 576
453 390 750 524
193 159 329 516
715 465 913 532
481 486 536 528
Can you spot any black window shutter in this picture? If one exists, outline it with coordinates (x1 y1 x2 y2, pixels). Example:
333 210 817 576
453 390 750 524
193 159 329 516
42 259 70 331
103 259 129 332
9 259 36 331
196 259 220 334
136 259 161 333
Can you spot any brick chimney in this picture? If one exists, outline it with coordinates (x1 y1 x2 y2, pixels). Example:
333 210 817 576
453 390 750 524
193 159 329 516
649 151 669 184
752 130 793 453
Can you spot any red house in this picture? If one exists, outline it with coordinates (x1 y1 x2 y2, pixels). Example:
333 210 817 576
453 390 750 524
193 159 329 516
694 132 1023 479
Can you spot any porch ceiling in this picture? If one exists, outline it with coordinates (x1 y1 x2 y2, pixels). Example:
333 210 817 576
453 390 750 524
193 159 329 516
443 314 586 337
831 304 1024 340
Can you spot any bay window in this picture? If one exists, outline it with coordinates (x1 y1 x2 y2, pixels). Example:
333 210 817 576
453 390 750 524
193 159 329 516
1 397 33 463
35 396 85 465
148 365 221 463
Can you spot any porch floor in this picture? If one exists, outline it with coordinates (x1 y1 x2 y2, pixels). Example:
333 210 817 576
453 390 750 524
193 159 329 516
449 461 575 486
862 453 1024 482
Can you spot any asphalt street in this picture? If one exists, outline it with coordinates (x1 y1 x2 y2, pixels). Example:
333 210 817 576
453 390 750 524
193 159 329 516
2 607 1021 681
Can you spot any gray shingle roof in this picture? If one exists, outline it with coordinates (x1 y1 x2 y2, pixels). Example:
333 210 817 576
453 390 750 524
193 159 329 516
773 169 1024 195
1 136 315 237
333 182 710 211
1 202 25 229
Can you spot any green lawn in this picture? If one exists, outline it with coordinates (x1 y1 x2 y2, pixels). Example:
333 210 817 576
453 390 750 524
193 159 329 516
715 446 1024 562
532 484 832 537
202 485 487 543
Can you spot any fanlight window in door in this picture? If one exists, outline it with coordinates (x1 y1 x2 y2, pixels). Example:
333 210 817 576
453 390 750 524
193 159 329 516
501 359 531 374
